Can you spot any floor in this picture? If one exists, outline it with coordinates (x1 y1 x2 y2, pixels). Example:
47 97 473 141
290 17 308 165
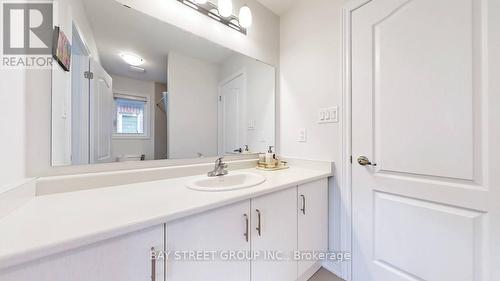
308 268 344 281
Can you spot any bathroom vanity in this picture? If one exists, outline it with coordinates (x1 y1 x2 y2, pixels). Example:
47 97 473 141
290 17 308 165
0 0 329 279
0 160 332 281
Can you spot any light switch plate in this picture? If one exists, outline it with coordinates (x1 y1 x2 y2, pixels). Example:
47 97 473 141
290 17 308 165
298 128 307 142
247 120 256 130
318 106 339 124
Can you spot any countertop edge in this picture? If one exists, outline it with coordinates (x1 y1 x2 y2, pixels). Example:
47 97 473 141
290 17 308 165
0 171 332 270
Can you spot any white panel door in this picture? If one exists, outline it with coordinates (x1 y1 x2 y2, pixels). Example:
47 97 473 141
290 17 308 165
71 54 90 165
167 200 251 281
219 74 246 154
298 179 328 280
351 0 496 280
0 226 164 281
251 188 297 281
89 58 113 164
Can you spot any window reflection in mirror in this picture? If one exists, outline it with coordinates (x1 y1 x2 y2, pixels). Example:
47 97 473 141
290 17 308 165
114 95 147 136
51 0 275 166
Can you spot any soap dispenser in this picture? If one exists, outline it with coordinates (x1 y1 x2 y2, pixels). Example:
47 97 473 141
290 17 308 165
265 146 274 164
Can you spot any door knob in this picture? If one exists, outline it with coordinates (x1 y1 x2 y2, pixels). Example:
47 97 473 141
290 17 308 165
357 156 377 167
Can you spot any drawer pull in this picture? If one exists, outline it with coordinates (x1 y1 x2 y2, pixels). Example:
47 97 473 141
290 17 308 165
243 214 249 242
256 209 262 236
151 247 156 281
300 195 306 215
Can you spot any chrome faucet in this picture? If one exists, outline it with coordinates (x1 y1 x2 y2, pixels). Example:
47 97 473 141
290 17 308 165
208 157 228 177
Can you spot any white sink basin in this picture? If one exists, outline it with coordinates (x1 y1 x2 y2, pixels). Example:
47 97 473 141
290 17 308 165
186 172 266 192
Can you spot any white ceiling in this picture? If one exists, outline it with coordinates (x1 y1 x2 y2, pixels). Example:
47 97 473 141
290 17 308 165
82 0 235 83
255 0 299 15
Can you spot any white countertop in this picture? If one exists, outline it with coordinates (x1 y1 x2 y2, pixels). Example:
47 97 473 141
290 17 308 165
0 166 331 270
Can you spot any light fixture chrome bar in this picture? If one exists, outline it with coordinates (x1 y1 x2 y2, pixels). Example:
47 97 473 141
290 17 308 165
208 11 221 21
177 0 247 35
182 0 198 9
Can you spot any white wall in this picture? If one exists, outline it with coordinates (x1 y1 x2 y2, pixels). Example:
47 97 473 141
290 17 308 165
22 0 279 176
280 0 346 276
219 55 276 153
167 52 219 159
0 70 26 188
280 0 344 161
51 0 100 166
0 0 114 203
154 82 168 160
115 0 280 66
111 75 157 161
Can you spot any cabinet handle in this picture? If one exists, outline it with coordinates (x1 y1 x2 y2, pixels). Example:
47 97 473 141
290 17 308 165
243 214 249 242
256 209 262 236
300 195 306 215
151 247 156 281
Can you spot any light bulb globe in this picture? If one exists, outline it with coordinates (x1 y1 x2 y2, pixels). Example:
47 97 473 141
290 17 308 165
218 0 233 17
239 5 252 28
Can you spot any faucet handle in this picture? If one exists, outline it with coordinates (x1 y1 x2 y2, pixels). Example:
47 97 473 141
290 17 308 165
214 157 225 167
208 156 228 177
218 157 228 169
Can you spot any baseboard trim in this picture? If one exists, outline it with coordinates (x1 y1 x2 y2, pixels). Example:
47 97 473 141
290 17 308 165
322 260 343 279
297 261 323 281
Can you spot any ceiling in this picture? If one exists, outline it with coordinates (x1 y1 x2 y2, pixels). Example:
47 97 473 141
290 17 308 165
82 0 235 83
255 0 299 15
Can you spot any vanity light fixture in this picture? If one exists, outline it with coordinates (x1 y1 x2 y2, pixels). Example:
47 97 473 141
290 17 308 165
238 5 252 28
218 0 232 17
177 0 252 35
208 10 222 21
120 52 145 66
183 0 199 10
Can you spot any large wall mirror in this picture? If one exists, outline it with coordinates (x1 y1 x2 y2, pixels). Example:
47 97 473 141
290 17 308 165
51 0 275 166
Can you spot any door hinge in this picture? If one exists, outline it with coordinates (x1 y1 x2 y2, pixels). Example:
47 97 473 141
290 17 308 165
350 156 353 164
219 96 222 101
84 71 94 79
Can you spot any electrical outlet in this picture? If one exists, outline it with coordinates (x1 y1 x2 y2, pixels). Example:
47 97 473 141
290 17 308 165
298 128 307 142
318 106 339 124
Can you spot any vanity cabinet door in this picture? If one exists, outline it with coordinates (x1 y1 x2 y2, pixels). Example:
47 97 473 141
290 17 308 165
251 188 298 281
297 178 329 280
167 200 251 281
0 225 165 281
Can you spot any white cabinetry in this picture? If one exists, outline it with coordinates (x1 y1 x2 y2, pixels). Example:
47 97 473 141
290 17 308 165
298 178 329 280
0 225 164 281
166 190 298 281
166 200 251 281
166 179 329 281
0 179 329 281
251 187 298 281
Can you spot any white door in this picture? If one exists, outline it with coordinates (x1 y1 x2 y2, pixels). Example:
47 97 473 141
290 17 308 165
89 58 113 164
251 188 297 281
0 226 164 281
70 24 90 165
219 74 246 154
71 55 90 165
351 0 497 280
298 179 328 280
167 200 251 281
